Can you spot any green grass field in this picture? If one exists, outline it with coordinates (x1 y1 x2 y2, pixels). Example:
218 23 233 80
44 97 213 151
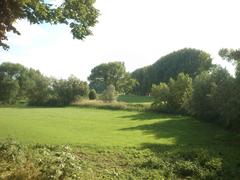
0 107 234 146
0 107 240 179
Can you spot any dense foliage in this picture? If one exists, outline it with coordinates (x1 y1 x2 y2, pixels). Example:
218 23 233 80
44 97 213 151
186 49 240 131
100 84 117 102
0 0 99 50
48 76 89 106
151 73 192 113
132 48 212 95
0 62 88 106
27 69 51 105
88 61 138 93
88 89 97 100
0 62 30 103
150 50 240 131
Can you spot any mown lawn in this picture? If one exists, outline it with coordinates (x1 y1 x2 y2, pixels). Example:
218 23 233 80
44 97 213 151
0 107 233 146
0 107 239 179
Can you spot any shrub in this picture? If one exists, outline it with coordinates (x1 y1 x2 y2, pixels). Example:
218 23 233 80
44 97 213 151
189 67 236 129
89 89 97 100
150 83 170 112
151 73 192 113
49 75 89 106
101 85 117 102
168 73 192 113
151 83 169 100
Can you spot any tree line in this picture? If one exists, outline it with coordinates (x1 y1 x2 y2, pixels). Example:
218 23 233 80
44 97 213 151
150 48 240 131
0 61 137 105
1 48 239 131
132 48 212 95
0 62 89 106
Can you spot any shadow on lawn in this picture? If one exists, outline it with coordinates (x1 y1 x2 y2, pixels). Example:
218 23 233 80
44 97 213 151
119 112 240 178
119 112 183 121
119 112 238 146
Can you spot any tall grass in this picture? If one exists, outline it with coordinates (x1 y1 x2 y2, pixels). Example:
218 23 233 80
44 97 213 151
73 99 150 112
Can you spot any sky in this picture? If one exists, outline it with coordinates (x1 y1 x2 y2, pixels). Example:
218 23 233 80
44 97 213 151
0 0 240 81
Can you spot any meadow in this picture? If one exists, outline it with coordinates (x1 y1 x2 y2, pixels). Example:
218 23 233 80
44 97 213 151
0 106 240 179
0 107 233 146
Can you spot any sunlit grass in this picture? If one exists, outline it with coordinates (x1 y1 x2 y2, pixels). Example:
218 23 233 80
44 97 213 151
0 107 234 147
0 107 239 179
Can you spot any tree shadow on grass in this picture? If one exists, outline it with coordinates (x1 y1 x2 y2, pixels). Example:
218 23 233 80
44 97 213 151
119 112 183 121
119 112 240 178
120 113 237 146
120 111 239 149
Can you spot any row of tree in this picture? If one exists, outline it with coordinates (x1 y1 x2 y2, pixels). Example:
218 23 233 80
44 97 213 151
151 48 240 131
132 48 213 95
0 61 137 105
0 62 89 106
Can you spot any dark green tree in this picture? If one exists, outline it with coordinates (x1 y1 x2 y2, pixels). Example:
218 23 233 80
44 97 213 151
51 75 89 105
218 48 240 130
0 0 99 50
219 48 240 77
132 48 212 95
150 83 169 112
189 66 235 127
151 73 192 113
26 69 50 105
0 62 29 98
0 62 29 103
0 75 19 104
167 73 192 113
89 89 97 100
88 62 137 93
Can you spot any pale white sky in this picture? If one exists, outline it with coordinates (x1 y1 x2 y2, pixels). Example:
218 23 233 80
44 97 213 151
0 0 239 81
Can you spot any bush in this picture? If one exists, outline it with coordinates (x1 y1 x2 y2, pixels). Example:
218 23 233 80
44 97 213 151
89 89 97 100
151 73 192 113
101 85 117 102
168 73 192 113
189 67 236 129
49 75 89 106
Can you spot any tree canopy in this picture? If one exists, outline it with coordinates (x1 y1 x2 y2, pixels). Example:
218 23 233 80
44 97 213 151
219 48 240 63
151 73 192 113
132 48 212 95
88 61 138 93
0 62 89 106
219 48 240 77
0 0 99 50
